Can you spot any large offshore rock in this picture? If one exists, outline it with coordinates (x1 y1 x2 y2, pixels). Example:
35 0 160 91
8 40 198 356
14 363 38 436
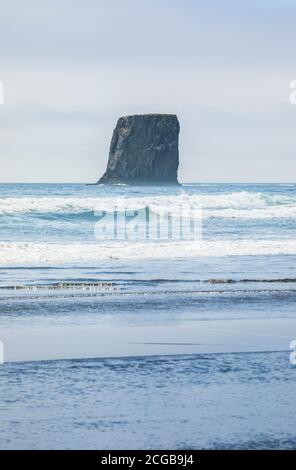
97 114 180 185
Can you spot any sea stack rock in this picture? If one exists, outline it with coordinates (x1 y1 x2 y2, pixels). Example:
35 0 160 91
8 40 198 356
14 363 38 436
98 114 180 185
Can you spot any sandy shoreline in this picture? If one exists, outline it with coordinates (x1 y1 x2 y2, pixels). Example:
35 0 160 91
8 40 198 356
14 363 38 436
1 318 295 363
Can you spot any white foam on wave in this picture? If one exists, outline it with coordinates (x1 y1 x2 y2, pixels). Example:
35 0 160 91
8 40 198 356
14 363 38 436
0 191 294 217
1 239 296 265
207 205 296 219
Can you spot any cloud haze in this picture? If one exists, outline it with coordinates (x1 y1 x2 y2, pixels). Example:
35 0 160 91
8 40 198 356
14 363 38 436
0 0 295 182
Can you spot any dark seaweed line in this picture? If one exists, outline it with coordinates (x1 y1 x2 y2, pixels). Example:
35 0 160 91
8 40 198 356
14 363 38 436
1 277 296 291
1 287 296 302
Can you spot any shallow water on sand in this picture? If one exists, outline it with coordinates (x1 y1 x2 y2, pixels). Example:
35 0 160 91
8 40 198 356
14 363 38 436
0 352 295 450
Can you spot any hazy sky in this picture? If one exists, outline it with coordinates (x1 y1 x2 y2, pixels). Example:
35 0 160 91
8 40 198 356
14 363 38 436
0 0 295 183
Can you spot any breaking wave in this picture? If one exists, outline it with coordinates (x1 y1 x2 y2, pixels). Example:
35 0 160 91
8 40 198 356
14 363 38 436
0 191 295 219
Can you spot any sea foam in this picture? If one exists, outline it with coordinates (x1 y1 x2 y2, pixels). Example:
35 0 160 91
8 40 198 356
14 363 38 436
1 239 296 265
0 191 295 219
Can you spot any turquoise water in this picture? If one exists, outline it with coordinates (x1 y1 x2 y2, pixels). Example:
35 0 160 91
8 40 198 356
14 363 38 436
1 183 296 245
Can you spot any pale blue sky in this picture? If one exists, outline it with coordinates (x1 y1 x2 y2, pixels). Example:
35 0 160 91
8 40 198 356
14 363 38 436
0 0 295 182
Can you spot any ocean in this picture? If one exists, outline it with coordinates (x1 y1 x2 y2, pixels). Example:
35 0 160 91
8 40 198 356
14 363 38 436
0 183 295 449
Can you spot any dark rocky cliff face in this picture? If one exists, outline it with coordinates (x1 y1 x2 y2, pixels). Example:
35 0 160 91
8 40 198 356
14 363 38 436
97 114 180 185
